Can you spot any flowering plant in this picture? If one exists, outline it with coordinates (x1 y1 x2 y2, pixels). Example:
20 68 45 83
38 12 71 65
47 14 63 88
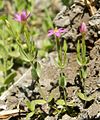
77 22 89 92
48 27 68 104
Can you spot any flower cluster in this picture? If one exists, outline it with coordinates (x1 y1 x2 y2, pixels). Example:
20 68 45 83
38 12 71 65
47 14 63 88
13 10 30 23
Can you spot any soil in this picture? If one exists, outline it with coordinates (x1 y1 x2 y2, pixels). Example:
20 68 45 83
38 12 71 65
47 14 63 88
0 0 100 120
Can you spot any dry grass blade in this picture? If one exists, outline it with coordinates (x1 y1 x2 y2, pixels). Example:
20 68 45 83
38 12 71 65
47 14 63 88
0 109 26 119
85 0 97 15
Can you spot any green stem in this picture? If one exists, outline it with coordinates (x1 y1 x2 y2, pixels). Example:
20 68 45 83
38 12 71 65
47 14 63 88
82 34 86 65
63 88 67 105
63 51 67 67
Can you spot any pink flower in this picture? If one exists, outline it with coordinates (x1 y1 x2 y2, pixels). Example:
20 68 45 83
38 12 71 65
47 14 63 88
13 10 30 23
79 22 87 33
48 28 67 37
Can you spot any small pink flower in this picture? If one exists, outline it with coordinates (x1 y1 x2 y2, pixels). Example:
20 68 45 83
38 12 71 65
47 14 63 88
79 22 87 33
13 10 30 23
48 28 67 37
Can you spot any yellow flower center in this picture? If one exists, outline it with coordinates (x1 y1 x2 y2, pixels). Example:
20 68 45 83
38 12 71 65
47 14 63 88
54 28 58 33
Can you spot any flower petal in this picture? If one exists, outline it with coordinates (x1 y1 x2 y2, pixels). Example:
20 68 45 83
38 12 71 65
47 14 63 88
21 11 27 21
79 22 87 33
55 32 61 37
14 13 21 22
48 29 54 36
59 28 67 33
48 32 54 37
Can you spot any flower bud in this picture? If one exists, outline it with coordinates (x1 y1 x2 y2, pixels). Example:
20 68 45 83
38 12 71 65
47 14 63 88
79 22 87 34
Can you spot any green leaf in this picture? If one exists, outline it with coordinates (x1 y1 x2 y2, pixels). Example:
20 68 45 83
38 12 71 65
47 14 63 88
0 86 5 95
56 99 65 106
9 45 20 58
26 112 34 120
47 91 54 103
82 38 86 63
0 59 13 72
0 15 7 21
77 91 94 101
0 77 5 85
0 1 4 9
6 59 14 71
76 40 82 65
9 51 20 58
34 99 47 105
58 74 67 88
0 62 5 72
19 46 31 62
66 101 75 107
76 58 82 66
36 62 41 78
31 65 39 80
38 50 46 58
26 101 35 112
4 71 17 85
63 40 67 52
81 67 87 79
0 44 8 58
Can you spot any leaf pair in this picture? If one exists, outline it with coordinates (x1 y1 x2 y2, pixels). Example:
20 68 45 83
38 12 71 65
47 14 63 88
26 99 47 120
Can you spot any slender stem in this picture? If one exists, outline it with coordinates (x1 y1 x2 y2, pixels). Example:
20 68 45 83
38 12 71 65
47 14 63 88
82 34 86 64
63 88 67 105
55 37 60 60
63 51 67 67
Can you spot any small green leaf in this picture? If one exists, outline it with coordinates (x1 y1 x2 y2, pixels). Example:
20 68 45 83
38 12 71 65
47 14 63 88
38 50 46 58
26 101 35 112
0 1 4 9
56 99 65 106
34 99 47 105
77 91 94 101
0 62 5 72
0 77 5 85
31 65 39 80
26 112 34 120
0 44 8 58
6 59 14 71
4 71 16 85
36 62 41 78
63 40 67 52
76 57 82 66
58 74 67 88
0 15 7 21
66 101 75 107
47 92 54 103
76 40 83 66
81 67 87 79
19 46 30 62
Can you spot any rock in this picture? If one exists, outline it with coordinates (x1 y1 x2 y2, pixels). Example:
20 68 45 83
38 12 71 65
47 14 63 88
87 102 100 119
61 114 77 120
